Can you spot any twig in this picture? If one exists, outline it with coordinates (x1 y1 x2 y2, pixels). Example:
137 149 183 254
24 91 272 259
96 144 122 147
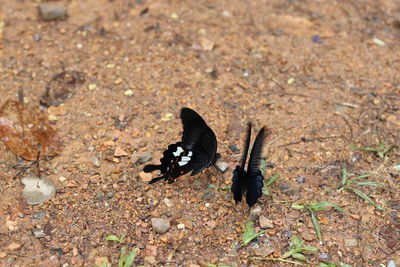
278 136 341 148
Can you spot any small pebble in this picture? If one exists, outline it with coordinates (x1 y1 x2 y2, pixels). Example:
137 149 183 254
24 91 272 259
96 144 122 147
296 177 306 184
33 33 42 42
151 218 170 234
7 242 21 251
138 152 152 164
139 171 152 182
216 161 228 173
344 239 358 247
228 144 240 153
162 198 173 208
259 216 274 229
38 4 67 21
319 252 332 262
32 211 46 219
222 10 232 17
250 206 262 219
387 260 396 267
265 162 275 168
312 35 322 43
88 83 97 90
33 228 46 238
124 89 134 96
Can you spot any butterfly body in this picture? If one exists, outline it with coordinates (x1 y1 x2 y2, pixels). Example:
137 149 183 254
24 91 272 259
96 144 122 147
231 123 266 207
144 108 219 184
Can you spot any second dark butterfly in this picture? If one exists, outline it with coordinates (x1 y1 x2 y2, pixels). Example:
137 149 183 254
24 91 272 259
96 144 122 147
231 123 267 207
143 107 220 184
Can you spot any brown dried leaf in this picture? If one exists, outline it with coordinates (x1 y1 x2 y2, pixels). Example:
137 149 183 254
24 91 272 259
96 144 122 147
0 100 61 161
40 71 85 107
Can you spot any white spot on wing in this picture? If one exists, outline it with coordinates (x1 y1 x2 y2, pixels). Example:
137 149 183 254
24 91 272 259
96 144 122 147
188 151 193 157
181 156 191 162
173 146 184 157
178 161 188 166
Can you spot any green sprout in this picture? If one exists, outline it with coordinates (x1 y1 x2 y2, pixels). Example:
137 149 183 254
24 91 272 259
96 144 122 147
339 168 385 211
250 235 317 265
350 143 396 159
241 221 266 247
262 174 279 196
105 235 138 267
291 202 345 239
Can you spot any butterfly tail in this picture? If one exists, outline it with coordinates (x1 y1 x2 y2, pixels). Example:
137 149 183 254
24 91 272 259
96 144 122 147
148 175 167 184
143 164 161 173
231 166 247 204
245 170 264 207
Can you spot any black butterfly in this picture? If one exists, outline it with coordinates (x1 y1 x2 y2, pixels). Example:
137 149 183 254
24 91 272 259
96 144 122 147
231 122 266 207
143 107 220 184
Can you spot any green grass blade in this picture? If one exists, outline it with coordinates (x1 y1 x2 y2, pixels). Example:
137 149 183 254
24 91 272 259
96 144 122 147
266 174 279 186
291 204 305 210
349 144 359 150
282 249 295 259
260 159 266 176
354 174 372 179
347 188 385 211
123 248 138 267
290 235 304 248
300 246 318 252
356 181 377 187
241 221 266 246
219 186 231 191
292 253 307 262
364 147 379 152
309 202 346 213
262 187 270 196
341 168 347 186
118 246 127 267
105 235 122 243
310 210 322 239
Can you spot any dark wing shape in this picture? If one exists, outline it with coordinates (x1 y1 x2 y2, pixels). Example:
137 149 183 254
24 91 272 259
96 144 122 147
144 142 193 184
240 122 252 169
231 123 252 203
231 166 247 203
245 170 264 207
247 127 265 172
180 108 218 176
181 108 208 150
245 127 266 207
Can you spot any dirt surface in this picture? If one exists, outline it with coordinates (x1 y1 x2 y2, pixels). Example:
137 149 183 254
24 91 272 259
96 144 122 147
1 0 400 266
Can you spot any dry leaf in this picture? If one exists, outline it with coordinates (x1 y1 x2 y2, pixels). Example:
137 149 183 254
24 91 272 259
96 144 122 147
40 71 85 106
0 100 61 160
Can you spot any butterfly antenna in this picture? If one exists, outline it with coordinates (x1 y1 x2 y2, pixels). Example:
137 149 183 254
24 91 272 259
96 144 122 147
240 122 252 169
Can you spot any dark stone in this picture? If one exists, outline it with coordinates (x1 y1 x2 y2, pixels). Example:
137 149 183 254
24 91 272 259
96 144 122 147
228 144 240 153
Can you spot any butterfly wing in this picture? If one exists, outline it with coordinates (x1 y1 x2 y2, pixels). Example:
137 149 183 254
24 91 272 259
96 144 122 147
231 123 252 203
231 166 247 203
245 127 266 207
180 108 218 175
144 142 193 184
